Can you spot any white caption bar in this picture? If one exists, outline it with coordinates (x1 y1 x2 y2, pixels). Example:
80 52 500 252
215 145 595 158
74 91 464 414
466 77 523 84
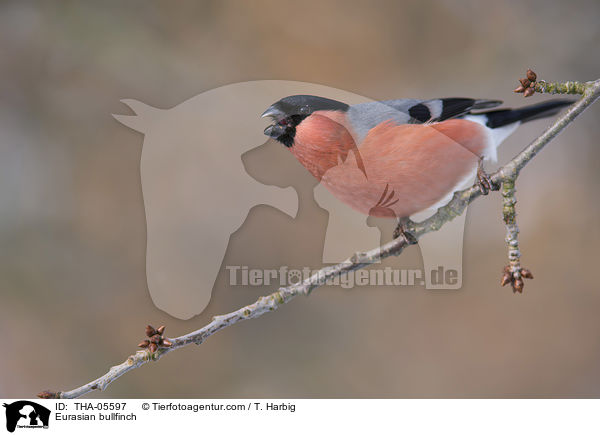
1 399 598 434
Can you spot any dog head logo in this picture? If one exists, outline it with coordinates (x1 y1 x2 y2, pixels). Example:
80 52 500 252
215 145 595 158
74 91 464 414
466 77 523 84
3 401 50 432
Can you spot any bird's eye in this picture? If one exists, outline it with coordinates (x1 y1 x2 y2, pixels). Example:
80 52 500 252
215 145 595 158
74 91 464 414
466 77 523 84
299 106 310 114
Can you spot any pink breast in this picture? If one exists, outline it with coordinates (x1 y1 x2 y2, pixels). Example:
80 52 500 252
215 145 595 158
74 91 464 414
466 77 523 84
325 119 489 217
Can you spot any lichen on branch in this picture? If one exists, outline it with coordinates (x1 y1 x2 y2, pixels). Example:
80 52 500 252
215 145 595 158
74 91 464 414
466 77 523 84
499 174 532 293
515 68 590 97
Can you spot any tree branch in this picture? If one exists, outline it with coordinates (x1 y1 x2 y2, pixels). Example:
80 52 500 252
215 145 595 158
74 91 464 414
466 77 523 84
38 75 600 400
499 174 533 292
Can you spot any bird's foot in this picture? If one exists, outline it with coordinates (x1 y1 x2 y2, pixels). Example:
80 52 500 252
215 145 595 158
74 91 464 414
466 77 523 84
393 217 418 245
477 158 500 195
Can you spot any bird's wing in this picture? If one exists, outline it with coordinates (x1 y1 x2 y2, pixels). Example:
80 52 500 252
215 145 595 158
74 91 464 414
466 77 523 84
346 98 503 142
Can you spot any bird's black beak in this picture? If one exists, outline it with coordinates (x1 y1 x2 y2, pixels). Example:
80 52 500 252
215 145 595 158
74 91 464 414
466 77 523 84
263 104 287 139
264 124 274 137
264 123 285 138
261 105 284 119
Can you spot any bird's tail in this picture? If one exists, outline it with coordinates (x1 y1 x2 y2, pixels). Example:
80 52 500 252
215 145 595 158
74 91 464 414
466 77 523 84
481 99 573 129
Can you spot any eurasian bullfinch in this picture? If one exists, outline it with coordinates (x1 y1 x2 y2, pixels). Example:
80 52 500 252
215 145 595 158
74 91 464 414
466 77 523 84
262 95 571 242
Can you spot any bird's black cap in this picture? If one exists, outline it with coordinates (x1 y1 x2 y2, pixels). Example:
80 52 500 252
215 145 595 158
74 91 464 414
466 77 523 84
262 95 349 120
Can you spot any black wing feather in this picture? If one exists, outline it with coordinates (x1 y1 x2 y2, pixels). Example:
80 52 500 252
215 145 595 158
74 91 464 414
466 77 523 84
437 98 503 121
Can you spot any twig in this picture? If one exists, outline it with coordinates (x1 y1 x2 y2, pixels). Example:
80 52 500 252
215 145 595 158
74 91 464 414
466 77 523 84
514 69 589 97
39 75 600 399
499 174 533 292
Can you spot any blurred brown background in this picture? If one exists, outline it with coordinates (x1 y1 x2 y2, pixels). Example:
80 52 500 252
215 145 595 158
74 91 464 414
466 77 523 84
1 0 599 398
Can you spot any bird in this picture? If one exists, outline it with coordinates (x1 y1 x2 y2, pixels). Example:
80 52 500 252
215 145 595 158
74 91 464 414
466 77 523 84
262 95 572 242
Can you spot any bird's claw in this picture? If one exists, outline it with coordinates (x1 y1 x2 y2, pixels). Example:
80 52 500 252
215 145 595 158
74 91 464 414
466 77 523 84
393 218 418 245
477 159 499 195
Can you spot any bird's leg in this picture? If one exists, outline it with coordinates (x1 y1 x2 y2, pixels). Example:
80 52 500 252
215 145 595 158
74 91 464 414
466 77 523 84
393 217 418 245
476 157 499 195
